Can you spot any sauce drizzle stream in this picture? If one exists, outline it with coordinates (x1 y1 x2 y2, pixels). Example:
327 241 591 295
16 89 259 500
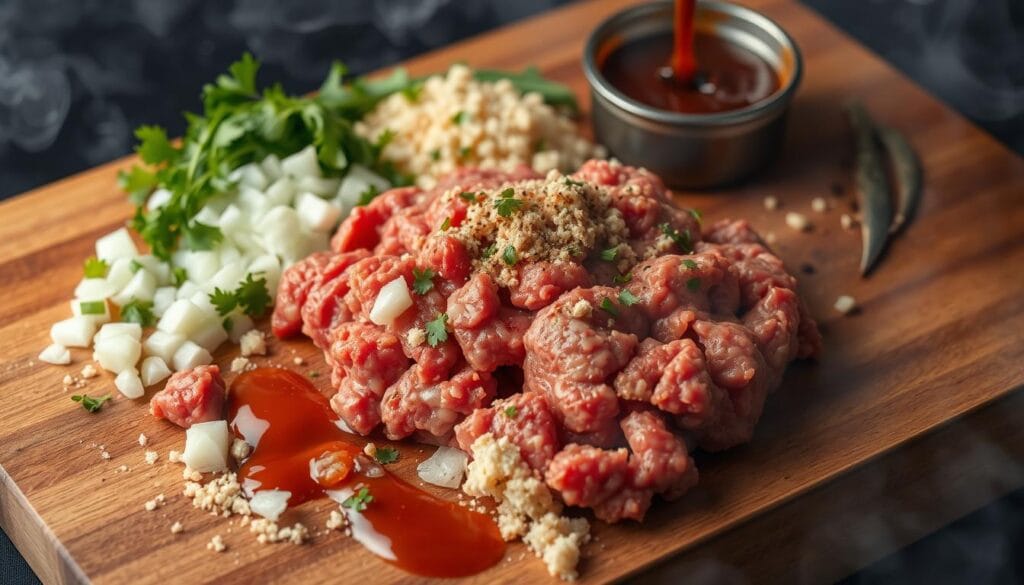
229 368 505 578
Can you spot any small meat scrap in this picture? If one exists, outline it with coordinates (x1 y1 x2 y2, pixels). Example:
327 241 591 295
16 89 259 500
150 365 225 429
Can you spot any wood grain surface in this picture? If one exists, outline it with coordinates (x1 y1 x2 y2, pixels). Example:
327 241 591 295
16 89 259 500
2 0 1023 583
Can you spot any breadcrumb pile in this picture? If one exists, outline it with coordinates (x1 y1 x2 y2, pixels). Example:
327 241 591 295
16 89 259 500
356 65 605 188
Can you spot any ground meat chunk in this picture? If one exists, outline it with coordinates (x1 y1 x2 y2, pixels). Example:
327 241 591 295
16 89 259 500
330 186 422 253
510 262 593 311
381 364 496 440
150 365 225 429
454 392 561 472
272 251 331 338
703 218 764 246
449 273 531 372
742 286 801 384
327 322 409 435
627 253 736 320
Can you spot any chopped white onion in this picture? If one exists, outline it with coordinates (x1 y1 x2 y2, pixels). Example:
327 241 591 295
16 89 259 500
193 205 221 228
208 261 246 293
105 258 135 290
172 340 213 371
265 177 297 207
369 277 413 326
153 287 177 317
190 316 229 353
95 228 139 262
416 446 468 489
176 280 201 300
112 268 157 305
176 251 220 284
225 312 255 344
143 330 185 364
182 420 230 472
229 163 268 191
50 317 97 348
38 343 71 365
281 145 321 179
140 356 172 386
257 206 316 265
131 255 171 285
218 204 249 238
249 489 291 521
260 153 283 182
237 186 270 219
95 322 142 342
157 299 208 337
296 192 342 232
114 369 145 399
337 164 390 211
296 176 340 198
74 278 117 300
93 334 142 373
71 298 111 325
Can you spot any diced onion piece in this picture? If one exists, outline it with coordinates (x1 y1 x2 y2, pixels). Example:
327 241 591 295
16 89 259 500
158 299 208 337
296 176 340 198
416 446 468 489
296 192 342 232
74 278 117 300
114 369 145 399
265 177 297 207
369 277 413 326
190 316 229 353
208 261 246 293
237 186 269 219
257 206 317 265
226 313 255 344
38 343 71 365
105 257 135 290
93 333 142 373
337 164 390 210
281 145 321 179
112 268 157 305
172 340 213 371
147 188 172 211
143 330 185 364
218 204 249 238
189 290 218 316
182 420 229 472
193 205 221 228
176 281 201 300
140 356 172 386
95 227 139 262
260 153 283 182
176 251 220 284
247 255 282 299
229 162 268 191
50 317 97 348
218 245 242 267
132 255 171 285
95 322 143 342
71 298 111 326
153 287 177 317
249 489 291 521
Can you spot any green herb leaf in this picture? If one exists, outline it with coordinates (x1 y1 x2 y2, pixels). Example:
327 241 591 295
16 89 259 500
134 125 177 165
563 177 584 187
83 257 109 278
689 208 703 224
129 259 144 273
341 486 374 512
183 221 223 251
459 146 471 159
357 184 380 206
120 299 156 327
504 405 519 418
374 447 399 465
494 188 524 217
412 268 436 295
72 393 112 413
425 313 449 347
618 290 639 306
309 371 320 378
613 272 632 285
659 223 693 253
481 244 497 259
601 246 619 262
502 245 518 266
78 300 107 315
458 191 477 202
171 267 188 286
599 297 619 317
682 259 698 270
451 111 467 125
222 316 233 332
430 149 441 162
440 217 451 231
209 274 271 318
686 277 701 292
209 287 238 316
472 66 579 112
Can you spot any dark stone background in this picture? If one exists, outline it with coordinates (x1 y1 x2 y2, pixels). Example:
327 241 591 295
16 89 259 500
1 1 1021 583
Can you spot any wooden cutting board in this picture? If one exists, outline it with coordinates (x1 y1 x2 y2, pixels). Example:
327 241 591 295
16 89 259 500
2 0 1022 583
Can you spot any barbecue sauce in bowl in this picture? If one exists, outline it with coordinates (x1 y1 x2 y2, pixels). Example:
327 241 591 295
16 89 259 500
599 0 780 114
228 368 505 578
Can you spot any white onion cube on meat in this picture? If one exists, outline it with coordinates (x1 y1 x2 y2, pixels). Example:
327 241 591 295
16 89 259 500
281 145 321 179
93 334 142 373
172 340 213 371
140 356 172 386
74 278 117 300
260 153 283 182
143 330 185 364
416 446 468 489
112 268 157 305
95 322 143 342
182 420 230 472
226 313 255 344
158 299 208 337
249 489 291 522
50 317 97 348
370 277 413 326
38 343 71 365
95 227 139 262
296 192 341 232
265 177 297 207
153 287 177 317
115 369 145 399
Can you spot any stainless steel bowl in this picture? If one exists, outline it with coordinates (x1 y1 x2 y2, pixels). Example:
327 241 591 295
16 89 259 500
583 0 802 189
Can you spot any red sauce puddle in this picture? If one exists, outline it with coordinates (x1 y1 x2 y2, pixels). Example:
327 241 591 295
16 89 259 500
228 367 505 578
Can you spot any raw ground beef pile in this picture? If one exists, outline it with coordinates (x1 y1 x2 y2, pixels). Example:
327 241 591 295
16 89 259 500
272 159 822 523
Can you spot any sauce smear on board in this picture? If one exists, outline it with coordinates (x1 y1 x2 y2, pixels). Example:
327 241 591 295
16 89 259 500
228 367 505 578
601 0 780 114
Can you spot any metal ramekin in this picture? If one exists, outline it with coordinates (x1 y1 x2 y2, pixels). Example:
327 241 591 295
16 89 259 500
584 0 803 189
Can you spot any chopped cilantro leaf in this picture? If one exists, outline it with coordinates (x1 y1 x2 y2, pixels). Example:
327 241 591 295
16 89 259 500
374 447 399 465
209 273 271 317
459 146 471 159
440 217 451 231
613 272 632 284
342 486 374 512
412 268 436 295
601 246 619 262
458 191 477 202
357 184 380 206
172 267 188 286
494 188 524 217
83 257 109 278
451 111 467 125
686 277 701 292
129 259 144 273
425 313 449 347
689 208 703 224
120 299 156 327
618 290 639 306
682 259 698 270
222 317 233 332
481 244 497 259
504 405 519 418
599 297 619 317
563 178 584 187
502 245 517 266
209 287 238 316
78 300 106 315
72 393 112 413
430 148 441 162
659 223 693 253
309 371 320 378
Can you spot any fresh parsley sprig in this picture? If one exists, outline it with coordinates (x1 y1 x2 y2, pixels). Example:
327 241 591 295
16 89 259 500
342 486 374 512
209 273 272 318
72 393 112 413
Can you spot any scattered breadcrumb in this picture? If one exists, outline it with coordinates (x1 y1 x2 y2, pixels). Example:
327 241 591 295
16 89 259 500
292 356 304 366
183 472 250 517
170 521 184 534
81 364 98 379
785 212 811 232
834 295 857 315
406 328 426 348
326 509 350 534
145 451 159 465
116 464 129 473
207 535 227 553
250 518 308 545
230 357 251 373
763 196 779 210
230 439 252 463
168 450 183 463
138 433 149 447
100 450 111 460
764 232 777 245
464 434 589 581
840 213 855 230
144 494 166 511
811 197 828 213
569 299 592 319
182 466 202 482
62 374 74 386
239 330 267 357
